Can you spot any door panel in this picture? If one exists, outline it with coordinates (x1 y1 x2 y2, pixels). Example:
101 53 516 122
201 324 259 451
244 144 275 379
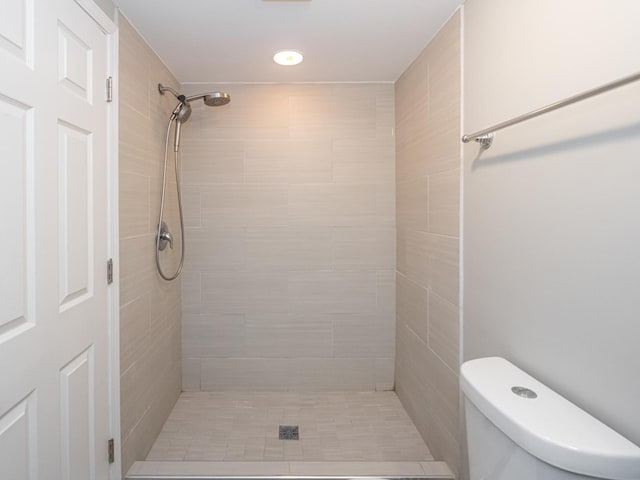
0 392 37 480
0 0 112 479
0 0 33 65
0 94 33 340
60 347 95 480
58 120 93 310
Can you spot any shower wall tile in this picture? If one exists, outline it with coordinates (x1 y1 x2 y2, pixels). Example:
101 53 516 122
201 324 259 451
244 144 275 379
182 272 201 314
200 358 290 391
375 357 396 391
288 358 376 391
331 227 395 270
181 141 244 185
397 178 429 231
245 139 333 184
120 295 151 373
182 314 245 357
181 186 201 228
180 82 396 391
333 314 396 358
287 270 378 314
244 314 334 358
181 358 201 392
394 10 461 477
120 171 150 237
118 15 182 475
428 169 460 237
184 228 246 271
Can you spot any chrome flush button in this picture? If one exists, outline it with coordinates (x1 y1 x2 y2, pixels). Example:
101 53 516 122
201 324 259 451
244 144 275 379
512 386 538 399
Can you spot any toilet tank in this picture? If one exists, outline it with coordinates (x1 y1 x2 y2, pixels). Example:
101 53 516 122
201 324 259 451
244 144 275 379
461 357 640 480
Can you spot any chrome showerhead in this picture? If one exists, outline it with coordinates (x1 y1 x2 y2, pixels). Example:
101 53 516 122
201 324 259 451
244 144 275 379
203 92 231 107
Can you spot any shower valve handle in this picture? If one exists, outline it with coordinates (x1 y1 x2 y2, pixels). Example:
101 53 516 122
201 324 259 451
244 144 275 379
161 230 173 249
157 221 174 251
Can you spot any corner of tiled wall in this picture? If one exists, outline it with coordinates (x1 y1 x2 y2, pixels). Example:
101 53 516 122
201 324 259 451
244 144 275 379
118 13 182 474
394 9 462 477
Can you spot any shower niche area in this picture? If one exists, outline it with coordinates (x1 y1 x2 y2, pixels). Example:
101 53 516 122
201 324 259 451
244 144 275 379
119 9 461 480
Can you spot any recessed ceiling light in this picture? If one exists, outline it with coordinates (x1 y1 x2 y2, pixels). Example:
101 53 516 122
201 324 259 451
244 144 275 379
273 50 303 66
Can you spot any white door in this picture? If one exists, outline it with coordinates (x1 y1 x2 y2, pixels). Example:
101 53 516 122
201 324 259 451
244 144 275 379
0 0 113 479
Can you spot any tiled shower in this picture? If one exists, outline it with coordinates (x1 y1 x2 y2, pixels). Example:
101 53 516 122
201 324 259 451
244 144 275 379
119 9 462 479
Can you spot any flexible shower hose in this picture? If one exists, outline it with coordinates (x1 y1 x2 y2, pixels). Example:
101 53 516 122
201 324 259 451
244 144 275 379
155 116 185 281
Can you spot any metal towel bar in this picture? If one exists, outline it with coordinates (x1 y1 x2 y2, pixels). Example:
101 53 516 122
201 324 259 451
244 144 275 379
461 71 640 150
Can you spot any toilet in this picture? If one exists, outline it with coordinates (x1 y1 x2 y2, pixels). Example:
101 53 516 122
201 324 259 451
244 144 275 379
461 357 640 480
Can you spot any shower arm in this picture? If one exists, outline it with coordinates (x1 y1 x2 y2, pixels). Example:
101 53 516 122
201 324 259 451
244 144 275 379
158 83 208 103
158 83 181 99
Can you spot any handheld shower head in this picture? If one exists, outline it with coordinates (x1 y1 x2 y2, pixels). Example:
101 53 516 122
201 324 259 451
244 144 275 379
159 83 231 152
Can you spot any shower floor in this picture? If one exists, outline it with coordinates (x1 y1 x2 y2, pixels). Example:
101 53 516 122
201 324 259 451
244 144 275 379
147 391 431 462
128 391 453 479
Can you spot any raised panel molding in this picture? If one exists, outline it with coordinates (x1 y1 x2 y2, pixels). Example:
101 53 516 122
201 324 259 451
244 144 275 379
0 0 33 66
58 120 93 311
0 391 37 480
0 94 34 342
58 21 92 102
60 347 95 480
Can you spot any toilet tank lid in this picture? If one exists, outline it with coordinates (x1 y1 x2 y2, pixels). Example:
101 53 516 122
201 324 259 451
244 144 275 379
461 357 640 480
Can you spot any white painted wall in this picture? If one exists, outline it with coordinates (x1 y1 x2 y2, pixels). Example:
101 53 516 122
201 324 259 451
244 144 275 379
463 0 640 446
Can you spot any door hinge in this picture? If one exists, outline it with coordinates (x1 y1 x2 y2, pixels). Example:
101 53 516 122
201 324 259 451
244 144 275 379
108 438 115 464
106 76 113 103
107 258 113 285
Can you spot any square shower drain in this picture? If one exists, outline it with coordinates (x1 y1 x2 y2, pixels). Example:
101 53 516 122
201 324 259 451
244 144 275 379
279 425 299 440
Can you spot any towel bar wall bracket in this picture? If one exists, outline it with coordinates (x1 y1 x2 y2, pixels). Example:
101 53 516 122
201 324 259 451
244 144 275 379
463 132 494 150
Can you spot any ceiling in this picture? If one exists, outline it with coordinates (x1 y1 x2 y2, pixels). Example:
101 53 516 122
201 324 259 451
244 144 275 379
112 0 461 84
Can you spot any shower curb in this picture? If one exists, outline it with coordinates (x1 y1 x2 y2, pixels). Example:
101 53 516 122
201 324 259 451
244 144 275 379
126 461 454 480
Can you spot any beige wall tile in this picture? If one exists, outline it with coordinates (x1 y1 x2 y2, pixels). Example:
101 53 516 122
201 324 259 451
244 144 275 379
245 140 332 184
429 256 459 307
376 270 396 314
182 272 201 314
181 83 396 392
290 93 377 140
184 228 246 272
120 295 150 374
182 186 201 228
397 178 428 231
119 16 183 474
331 227 395 270
182 314 245 357
428 293 459 372
333 315 395 358
333 138 395 185
288 358 375 391
375 358 396 391
120 171 150 237
376 184 396 227
244 314 333 358
429 169 460 236
397 273 429 343
285 227 333 270
287 271 377 314
394 10 461 476
182 358 201 392
181 141 244 185
396 228 430 288
201 358 290 391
